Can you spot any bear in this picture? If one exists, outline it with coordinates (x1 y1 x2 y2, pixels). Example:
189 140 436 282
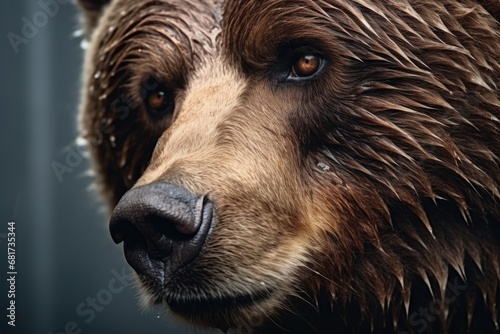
76 0 500 333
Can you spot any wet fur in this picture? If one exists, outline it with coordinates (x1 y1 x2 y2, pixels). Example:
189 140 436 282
77 0 500 333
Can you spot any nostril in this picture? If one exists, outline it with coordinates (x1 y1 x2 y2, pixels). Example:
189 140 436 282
109 218 129 244
173 195 208 235
109 182 214 277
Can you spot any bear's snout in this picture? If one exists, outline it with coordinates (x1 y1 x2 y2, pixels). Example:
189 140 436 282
109 182 214 283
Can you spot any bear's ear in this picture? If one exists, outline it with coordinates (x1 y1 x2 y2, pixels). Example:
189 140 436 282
76 0 112 37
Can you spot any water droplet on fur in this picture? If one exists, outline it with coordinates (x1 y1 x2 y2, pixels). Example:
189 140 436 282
317 162 330 172
75 137 87 147
108 26 115 33
120 10 126 16
109 135 116 147
72 29 84 38
98 94 107 101
94 71 101 79
119 155 126 168
127 174 133 181
110 72 116 77
80 39 89 50
138 48 142 53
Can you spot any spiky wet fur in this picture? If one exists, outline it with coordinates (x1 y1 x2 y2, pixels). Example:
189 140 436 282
77 0 500 332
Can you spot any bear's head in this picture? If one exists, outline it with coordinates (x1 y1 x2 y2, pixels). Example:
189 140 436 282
77 0 500 332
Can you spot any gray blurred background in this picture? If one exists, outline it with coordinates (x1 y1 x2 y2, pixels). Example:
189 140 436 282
1 1 218 333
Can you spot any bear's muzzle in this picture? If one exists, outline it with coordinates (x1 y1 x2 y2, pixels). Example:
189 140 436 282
109 182 214 286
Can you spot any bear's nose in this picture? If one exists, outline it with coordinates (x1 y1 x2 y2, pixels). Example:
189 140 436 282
109 182 213 281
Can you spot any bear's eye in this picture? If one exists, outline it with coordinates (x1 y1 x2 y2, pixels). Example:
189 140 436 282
283 50 325 82
145 86 174 117
291 55 321 78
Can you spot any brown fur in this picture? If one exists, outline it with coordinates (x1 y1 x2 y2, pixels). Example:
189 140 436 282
77 0 500 332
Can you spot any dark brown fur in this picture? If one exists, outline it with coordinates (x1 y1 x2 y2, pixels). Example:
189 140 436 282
77 0 500 332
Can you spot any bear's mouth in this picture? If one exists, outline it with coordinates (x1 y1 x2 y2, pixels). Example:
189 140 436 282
130 244 278 316
165 288 273 315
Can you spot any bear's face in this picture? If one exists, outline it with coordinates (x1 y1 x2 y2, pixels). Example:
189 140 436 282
78 0 500 332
